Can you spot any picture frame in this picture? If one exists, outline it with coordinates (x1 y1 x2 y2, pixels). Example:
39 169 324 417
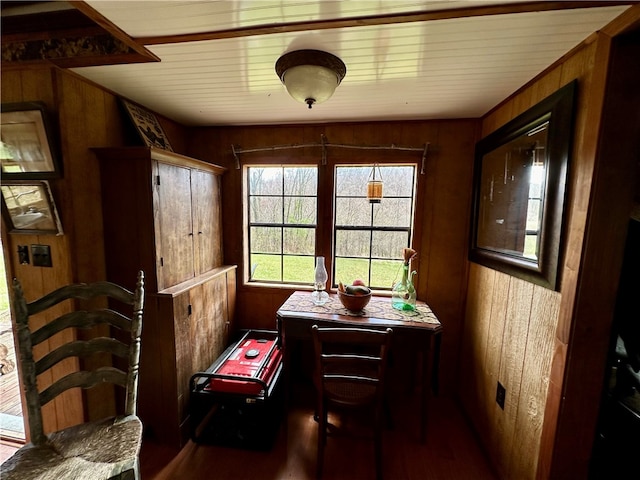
469 81 576 290
1 101 62 179
121 98 174 152
1 180 64 235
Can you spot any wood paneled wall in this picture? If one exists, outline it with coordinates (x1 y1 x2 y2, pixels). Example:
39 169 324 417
2 68 82 438
1 66 188 430
460 39 604 480
459 7 640 477
188 119 479 392
461 264 560 478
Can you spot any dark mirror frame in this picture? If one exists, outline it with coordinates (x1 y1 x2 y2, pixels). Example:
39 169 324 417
1 179 64 235
1 101 62 180
469 80 576 290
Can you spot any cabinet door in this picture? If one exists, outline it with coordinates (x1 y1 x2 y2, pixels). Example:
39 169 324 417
191 169 223 274
176 275 229 426
157 162 195 288
172 291 192 438
189 275 229 375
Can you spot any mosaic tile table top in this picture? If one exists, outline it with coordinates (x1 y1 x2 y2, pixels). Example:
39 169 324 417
278 291 441 328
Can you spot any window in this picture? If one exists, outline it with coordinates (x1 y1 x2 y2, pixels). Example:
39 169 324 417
333 165 416 289
245 163 417 290
247 166 317 284
523 124 548 260
525 162 544 259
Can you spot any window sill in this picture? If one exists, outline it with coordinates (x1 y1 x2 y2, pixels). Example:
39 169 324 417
244 282 314 291
241 281 392 297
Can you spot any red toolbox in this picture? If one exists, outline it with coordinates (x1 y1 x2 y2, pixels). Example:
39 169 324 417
189 330 284 450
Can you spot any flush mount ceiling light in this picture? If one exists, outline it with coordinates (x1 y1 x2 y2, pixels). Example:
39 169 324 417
275 49 346 109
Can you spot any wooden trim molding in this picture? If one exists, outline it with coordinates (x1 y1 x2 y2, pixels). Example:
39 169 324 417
70 1 159 60
136 2 637 45
1 1 159 68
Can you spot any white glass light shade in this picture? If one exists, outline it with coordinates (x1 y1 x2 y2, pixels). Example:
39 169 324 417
282 65 340 107
275 49 346 109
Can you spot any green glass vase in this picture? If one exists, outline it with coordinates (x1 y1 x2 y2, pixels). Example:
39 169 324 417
392 264 416 311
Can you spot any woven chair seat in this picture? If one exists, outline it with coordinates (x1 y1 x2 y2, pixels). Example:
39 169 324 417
325 379 377 406
1 415 142 480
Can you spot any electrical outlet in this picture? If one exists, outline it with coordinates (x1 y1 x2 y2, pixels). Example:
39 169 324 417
496 381 506 409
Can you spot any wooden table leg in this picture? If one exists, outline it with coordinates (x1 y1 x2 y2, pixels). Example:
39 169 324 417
277 318 290 436
432 331 442 396
420 334 431 443
420 331 442 443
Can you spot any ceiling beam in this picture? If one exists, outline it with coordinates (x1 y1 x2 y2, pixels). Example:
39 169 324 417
1 1 160 67
135 1 637 45
69 0 159 61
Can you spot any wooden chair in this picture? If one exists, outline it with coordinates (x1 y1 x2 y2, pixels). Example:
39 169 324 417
311 325 392 480
0 271 145 480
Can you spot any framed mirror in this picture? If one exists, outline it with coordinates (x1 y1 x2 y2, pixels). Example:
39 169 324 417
469 80 576 290
1 180 64 235
1 102 61 179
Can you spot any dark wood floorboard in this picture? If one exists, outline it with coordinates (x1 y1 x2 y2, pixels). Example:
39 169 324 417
140 383 498 480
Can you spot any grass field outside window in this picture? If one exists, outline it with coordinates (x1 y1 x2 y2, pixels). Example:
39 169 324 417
246 163 417 289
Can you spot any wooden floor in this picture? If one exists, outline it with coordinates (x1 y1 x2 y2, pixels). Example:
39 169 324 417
0 310 24 441
141 384 498 480
0 310 25 465
0 333 498 479
0 380 498 479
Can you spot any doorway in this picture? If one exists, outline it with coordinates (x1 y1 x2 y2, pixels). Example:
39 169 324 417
588 28 640 478
0 237 25 442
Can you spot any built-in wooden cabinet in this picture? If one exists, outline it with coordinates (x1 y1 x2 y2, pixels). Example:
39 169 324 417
94 146 235 447
94 146 226 291
153 161 223 288
144 266 237 446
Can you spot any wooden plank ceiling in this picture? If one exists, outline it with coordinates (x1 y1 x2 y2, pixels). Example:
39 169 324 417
1 1 635 126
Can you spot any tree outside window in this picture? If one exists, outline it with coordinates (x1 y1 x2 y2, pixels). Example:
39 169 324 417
245 163 416 289
247 166 317 284
334 165 416 289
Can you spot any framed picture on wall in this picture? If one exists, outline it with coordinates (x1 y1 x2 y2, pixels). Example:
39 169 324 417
1 102 62 180
1 180 64 235
121 98 174 152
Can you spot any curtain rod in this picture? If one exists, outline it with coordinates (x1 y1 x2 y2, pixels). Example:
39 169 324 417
231 134 429 173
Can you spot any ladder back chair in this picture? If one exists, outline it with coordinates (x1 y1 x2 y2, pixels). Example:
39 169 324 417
0 271 145 480
311 325 393 480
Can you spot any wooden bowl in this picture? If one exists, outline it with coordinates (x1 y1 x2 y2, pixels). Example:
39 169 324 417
337 290 372 312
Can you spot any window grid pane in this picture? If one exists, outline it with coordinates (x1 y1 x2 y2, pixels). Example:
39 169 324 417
333 164 416 290
248 166 317 285
246 164 416 289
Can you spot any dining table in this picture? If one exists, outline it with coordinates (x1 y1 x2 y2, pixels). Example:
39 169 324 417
276 290 442 442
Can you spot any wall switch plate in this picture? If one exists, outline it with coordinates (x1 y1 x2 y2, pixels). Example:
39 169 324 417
496 381 506 410
31 244 52 267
